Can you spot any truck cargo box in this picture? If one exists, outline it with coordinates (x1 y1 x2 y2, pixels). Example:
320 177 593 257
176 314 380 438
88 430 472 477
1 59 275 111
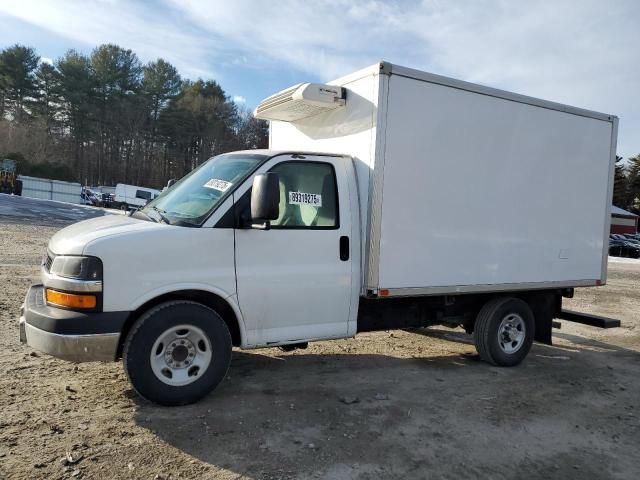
267 62 617 296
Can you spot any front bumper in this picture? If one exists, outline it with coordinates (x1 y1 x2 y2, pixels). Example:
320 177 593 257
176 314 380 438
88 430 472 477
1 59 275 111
19 285 128 363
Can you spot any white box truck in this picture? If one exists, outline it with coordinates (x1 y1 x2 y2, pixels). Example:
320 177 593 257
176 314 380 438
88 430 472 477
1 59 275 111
19 62 617 405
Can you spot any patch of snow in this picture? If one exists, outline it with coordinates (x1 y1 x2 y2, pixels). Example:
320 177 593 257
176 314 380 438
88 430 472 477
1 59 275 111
608 256 640 264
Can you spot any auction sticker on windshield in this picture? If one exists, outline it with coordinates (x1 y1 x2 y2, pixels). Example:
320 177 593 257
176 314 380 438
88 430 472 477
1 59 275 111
204 179 232 192
289 191 322 207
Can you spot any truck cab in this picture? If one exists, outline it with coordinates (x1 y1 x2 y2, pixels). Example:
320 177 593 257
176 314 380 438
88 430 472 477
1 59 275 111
20 150 361 405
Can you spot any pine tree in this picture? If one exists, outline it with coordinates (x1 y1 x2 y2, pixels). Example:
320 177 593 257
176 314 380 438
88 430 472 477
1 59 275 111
142 59 182 123
613 155 630 209
90 44 143 183
56 50 94 178
33 62 62 135
627 155 640 214
0 44 39 122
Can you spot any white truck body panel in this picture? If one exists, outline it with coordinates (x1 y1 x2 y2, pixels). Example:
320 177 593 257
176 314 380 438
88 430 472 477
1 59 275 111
270 62 617 296
82 220 237 314
49 214 238 313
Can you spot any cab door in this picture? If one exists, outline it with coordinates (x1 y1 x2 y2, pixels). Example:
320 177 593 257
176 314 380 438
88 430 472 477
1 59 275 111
234 156 354 346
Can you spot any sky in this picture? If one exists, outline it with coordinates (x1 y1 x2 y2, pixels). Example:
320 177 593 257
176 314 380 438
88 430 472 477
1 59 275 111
0 0 638 158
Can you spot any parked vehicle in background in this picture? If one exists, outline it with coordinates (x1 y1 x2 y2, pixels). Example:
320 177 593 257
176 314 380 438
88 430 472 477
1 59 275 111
619 236 640 247
113 184 160 211
87 186 116 208
609 236 640 258
101 192 114 208
81 187 102 206
19 62 618 406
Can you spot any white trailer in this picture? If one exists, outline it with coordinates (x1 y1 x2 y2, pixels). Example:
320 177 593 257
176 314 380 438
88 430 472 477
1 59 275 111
20 62 617 406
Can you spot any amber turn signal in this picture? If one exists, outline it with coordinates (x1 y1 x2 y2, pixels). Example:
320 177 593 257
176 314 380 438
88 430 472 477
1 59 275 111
46 289 97 309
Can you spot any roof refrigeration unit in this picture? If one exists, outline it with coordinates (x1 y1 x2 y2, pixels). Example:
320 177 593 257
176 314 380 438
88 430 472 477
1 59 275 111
254 83 346 122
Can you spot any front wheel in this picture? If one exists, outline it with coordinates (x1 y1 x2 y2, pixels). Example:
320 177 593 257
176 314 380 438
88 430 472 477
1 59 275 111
123 301 232 406
473 297 535 366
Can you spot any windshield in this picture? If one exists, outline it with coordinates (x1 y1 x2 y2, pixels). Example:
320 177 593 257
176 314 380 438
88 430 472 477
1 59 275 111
142 153 267 226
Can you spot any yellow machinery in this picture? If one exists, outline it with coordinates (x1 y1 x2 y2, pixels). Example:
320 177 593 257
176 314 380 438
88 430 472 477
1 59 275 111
0 159 21 195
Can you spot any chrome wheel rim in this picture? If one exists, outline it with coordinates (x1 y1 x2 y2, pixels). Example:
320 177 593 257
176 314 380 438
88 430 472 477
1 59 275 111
150 325 212 386
497 313 525 354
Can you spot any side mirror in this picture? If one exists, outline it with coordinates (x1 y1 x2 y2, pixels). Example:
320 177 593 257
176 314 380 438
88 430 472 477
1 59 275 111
250 173 279 227
167 179 176 188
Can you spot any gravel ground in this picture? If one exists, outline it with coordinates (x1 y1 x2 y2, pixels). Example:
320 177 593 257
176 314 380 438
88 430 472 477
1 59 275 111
1 216 639 480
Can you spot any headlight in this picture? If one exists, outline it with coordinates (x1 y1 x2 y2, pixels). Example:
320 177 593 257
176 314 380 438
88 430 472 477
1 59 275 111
49 256 103 281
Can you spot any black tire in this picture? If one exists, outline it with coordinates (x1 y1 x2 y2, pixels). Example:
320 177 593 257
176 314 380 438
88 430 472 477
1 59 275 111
123 300 232 406
473 297 535 367
120 203 128 211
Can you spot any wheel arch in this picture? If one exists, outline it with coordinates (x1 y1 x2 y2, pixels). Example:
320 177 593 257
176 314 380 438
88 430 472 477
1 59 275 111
116 289 244 358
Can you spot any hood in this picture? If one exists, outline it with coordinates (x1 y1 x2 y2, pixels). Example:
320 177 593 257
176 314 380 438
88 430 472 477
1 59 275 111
49 214 166 255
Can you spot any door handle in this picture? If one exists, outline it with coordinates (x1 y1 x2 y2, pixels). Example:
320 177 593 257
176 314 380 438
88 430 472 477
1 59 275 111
339 236 349 261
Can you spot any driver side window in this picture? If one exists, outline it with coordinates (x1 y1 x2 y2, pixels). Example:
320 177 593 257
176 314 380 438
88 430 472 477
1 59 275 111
269 162 339 229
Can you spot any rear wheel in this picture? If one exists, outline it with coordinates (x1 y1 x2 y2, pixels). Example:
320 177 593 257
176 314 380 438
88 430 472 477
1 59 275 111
473 297 534 366
120 203 128 211
123 301 232 406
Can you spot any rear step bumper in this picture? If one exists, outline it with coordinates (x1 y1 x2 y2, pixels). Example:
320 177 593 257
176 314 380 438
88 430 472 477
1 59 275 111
557 309 621 329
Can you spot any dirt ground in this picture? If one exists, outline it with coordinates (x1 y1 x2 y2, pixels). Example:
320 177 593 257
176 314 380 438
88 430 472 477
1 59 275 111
1 219 639 480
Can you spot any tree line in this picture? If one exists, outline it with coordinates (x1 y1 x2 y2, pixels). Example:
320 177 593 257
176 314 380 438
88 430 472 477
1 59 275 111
0 44 268 188
613 155 640 214
2 41 639 209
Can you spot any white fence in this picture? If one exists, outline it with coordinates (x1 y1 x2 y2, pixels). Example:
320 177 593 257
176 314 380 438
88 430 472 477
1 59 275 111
18 175 82 204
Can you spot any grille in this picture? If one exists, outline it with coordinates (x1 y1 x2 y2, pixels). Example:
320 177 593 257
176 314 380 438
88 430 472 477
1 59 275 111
43 252 53 272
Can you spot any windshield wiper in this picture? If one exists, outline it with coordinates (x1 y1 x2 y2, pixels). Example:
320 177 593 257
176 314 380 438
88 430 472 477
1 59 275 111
151 206 171 224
